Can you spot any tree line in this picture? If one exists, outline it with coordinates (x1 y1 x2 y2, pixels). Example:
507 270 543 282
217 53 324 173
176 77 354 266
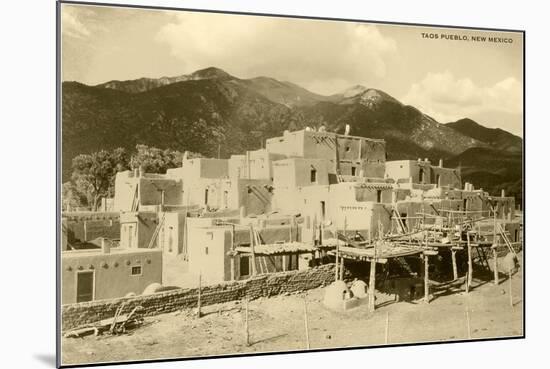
62 145 201 211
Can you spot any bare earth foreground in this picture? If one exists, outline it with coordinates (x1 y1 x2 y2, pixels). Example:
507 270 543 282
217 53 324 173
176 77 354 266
62 262 523 365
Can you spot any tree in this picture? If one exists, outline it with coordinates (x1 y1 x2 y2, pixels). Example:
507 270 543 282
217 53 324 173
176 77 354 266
130 144 202 173
61 181 88 211
70 148 130 210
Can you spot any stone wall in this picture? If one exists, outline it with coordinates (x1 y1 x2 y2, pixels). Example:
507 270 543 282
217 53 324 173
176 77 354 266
62 264 336 331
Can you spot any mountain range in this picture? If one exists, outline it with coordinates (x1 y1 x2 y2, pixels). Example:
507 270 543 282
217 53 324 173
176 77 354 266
61 67 522 202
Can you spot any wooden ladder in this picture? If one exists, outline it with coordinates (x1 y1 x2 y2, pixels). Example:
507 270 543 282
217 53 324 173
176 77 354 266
130 185 139 212
147 212 166 249
498 224 517 258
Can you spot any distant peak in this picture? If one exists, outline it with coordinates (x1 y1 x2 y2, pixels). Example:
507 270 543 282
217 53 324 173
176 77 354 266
340 85 368 98
190 67 233 80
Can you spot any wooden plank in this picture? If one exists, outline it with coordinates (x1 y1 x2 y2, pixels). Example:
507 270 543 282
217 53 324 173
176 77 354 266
197 273 202 318
303 296 311 349
424 255 430 303
492 248 499 285
368 259 376 313
451 249 458 281
249 225 257 276
244 298 250 346
467 232 473 288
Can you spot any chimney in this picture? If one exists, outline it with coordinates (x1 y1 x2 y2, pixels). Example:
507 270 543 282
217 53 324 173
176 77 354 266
464 182 468 191
501 189 506 198
101 238 110 254
439 159 443 168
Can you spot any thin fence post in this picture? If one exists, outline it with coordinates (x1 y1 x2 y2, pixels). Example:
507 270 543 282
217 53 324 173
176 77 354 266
303 295 310 350
509 268 514 308
197 273 202 318
384 311 389 344
465 307 471 339
244 298 250 346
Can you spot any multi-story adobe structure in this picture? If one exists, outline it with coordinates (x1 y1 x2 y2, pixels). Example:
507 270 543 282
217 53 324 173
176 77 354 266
97 128 519 286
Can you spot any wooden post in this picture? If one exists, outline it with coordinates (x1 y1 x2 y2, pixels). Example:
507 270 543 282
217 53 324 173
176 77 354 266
249 225 257 276
467 231 473 289
423 255 430 303
197 273 202 318
303 295 310 350
282 254 287 272
335 231 339 281
465 307 471 339
493 211 499 285
339 257 344 280
244 298 250 346
368 259 376 313
230 256 235 281
508 268 513 308
492 248 499 285
451 249 458 281
384 311 389 344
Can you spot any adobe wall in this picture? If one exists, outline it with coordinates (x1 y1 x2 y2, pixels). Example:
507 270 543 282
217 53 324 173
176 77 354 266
139 178 182 206
61 249 162 304
114 171 138 211
272 158 330 189
63 212 121 244
188 227 232 284
236 178 273 216
61 263 337 331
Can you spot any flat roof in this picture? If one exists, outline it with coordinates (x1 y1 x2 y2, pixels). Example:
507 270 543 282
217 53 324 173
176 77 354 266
267 129 386 143
62 247 160 258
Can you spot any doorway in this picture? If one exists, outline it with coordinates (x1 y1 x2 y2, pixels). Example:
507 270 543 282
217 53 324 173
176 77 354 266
76 271 94 303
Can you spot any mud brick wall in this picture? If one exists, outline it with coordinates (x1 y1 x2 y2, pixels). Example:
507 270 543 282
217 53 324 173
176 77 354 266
62 264 336 331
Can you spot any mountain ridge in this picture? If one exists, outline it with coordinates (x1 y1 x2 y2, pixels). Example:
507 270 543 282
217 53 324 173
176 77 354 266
62 67 522 202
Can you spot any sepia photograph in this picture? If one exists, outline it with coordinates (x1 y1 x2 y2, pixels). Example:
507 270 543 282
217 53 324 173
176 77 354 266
57 1 524 367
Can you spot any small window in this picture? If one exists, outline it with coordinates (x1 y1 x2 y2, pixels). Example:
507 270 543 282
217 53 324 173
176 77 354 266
310 168 317 183
376 190 382 203
131 266 142 275
205 247 209 255
351 167 356 176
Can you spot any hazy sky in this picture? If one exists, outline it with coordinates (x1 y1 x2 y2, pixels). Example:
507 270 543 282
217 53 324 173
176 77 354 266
61 4 524 136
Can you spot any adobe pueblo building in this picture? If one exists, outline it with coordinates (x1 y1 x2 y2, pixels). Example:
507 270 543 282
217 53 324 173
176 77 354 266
62 128 521 311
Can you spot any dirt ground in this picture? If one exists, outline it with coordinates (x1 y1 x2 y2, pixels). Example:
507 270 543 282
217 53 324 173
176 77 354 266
62 255 523 366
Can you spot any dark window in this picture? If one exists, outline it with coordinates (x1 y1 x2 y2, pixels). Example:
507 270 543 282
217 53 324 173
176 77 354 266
419 168 425 183
76 271 94 303
351 167 356 176
205 247 209 255
204 189 209 205
310 169 317 182
131 266 142 275
240 256 250 277
377 190 382 203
